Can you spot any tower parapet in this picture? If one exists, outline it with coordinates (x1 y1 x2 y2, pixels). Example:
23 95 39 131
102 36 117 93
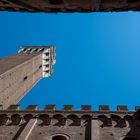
18 46 56 77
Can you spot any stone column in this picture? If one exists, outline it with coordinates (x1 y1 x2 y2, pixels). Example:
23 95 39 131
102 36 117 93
17 119 37 140
91 119 100 140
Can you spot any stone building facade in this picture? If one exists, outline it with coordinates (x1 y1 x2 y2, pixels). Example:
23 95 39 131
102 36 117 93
0 46 56 109
0 48 140 140
0 0 140 13
0 105 140 140
1 1 140 139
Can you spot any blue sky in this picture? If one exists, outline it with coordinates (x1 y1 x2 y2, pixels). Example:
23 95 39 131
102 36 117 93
0 11 140 110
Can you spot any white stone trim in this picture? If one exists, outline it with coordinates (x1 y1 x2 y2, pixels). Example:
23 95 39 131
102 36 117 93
18 46 56 78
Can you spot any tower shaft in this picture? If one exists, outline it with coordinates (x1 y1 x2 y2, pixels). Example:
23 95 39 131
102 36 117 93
0 46 56 109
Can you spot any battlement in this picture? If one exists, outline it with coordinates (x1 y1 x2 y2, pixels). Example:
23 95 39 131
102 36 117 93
1 104 140 112
18 46 56 77
0 104 140 140
0 104 140 128
2 104 140 121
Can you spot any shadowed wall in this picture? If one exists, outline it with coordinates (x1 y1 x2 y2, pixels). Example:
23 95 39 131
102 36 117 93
0 0 140 13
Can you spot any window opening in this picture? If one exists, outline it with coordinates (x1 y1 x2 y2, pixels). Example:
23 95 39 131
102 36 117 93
23 76 28 81
52 135 67 140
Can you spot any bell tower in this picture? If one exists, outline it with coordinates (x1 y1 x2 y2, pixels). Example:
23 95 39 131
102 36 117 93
0 46 56 109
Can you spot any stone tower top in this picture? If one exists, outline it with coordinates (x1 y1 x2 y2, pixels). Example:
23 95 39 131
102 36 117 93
18 46 56 77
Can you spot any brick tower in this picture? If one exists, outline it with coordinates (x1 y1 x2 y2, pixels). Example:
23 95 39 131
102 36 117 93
0 46 56 109
0 0 140 13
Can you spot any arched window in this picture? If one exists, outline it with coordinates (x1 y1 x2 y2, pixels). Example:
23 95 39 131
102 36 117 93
122 137 138 140
52 135 67 140
51 134 69 140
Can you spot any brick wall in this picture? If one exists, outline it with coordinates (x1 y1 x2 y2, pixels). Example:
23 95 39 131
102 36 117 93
0 105 140 140
0 54 42 109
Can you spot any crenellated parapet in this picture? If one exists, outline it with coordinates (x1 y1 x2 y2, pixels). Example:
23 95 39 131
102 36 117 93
0 105 140 140
18 46 56 77
0 104 140 126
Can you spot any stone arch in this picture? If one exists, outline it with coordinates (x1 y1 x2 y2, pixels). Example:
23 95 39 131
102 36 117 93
11 114 21 125
51 134 69 140
111 114 121 127
81 115 92 126
124 115 133 119
53 114 64 118
98 115 109 127
24 114 33 122
67 114 81 126
124 115 134 128
0 114 8 125
111 114 126 127
38 114 51 125
52 114 66 126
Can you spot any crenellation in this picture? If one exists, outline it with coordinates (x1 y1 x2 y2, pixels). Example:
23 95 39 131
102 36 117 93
7 105 20 110
81 105 91 111
63 105 73 111
0 105 139 140
3 104 140 112
99 105 110 111
26 105 38 111
117 106 128 111
45 105 56 111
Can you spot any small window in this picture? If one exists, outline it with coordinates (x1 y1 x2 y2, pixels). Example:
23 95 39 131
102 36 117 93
39 65 42 69
23 76 28 81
